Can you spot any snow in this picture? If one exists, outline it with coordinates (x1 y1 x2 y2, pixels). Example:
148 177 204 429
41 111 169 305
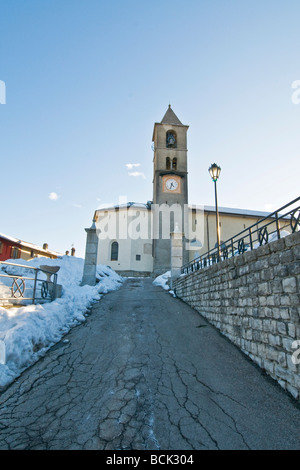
0 255 124 390
253 229 290 248
152 271 171 291
152 271 176 297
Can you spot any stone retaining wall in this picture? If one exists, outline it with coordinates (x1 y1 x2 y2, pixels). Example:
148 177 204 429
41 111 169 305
173 231 300 400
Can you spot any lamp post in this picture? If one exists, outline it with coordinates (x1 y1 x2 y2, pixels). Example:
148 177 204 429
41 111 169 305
208 163 221 260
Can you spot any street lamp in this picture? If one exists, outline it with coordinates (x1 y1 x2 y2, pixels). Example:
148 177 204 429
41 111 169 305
208 163 221 260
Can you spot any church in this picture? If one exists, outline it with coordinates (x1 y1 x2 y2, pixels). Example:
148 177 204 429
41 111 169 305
82 106 276 282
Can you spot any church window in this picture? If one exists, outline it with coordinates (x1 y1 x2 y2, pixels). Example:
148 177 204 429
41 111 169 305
111 241 119 261
166 131 177 148
166 157 171 170
172 157 177 170
136 254 141 261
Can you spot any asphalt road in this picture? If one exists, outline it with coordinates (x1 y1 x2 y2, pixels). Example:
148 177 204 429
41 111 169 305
0 277 300 450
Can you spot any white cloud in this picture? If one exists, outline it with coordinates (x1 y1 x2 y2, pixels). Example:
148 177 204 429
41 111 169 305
125 163 141 170
128 171 146 179
48 192 60 201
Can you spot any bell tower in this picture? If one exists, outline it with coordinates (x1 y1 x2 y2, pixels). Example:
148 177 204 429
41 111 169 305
152 105 189 275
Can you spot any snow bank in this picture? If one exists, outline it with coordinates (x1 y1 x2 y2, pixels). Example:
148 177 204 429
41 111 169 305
253 229 290 249
152 271 176 297
0 256 123 390
153 271 171 290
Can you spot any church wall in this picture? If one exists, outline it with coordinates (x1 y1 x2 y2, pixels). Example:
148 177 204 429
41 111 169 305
93 204 289 274
128 237 153 273
96 207 153 274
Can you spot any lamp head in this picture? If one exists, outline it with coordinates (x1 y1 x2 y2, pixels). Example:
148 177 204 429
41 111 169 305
209 163 221 182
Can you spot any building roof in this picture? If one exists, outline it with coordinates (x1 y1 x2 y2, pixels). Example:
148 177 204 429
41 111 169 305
95 202 150 212
0 232 61 257
152 105 188 141
160 105 183 125
95 202 278 219
200 205 275 218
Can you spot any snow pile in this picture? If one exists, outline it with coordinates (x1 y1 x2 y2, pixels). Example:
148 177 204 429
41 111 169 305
153 271 171 290
0 256 123 389
153 271 177 297
153 271 176 297
253 229 290 249
96 264 125 293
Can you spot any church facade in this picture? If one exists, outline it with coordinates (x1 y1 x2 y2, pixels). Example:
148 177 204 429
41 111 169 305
85 106 280 279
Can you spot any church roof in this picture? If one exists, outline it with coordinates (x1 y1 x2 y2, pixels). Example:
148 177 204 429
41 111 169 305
95 203 282 219
95 202 150 212
160 105 183 125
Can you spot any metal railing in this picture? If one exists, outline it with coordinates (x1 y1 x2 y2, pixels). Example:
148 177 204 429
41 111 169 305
0 261 58 306
181 196 300 275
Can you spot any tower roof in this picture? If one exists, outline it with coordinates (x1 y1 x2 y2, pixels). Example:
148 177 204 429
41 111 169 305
160 105 183 125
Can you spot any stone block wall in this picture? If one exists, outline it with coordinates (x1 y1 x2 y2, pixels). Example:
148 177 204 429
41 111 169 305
174 231 300 400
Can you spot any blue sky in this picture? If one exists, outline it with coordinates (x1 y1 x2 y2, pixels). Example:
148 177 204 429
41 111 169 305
0 0 300 257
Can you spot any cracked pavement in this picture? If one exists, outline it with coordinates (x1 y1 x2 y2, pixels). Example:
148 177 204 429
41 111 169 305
0 277 300 450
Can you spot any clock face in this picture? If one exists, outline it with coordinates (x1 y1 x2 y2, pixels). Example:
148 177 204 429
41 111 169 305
165 178 178 191
162 174 181 193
